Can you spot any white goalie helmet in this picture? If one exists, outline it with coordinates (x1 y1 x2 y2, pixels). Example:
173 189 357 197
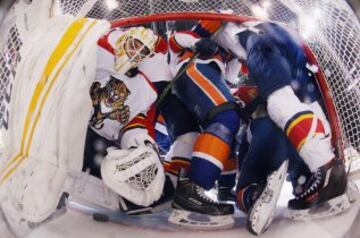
114 26 158 74
101 145 165 206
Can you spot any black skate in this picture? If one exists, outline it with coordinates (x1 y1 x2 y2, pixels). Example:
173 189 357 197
245 159 289 235
168 178 235 230
286 159 350 220
217 186 236 203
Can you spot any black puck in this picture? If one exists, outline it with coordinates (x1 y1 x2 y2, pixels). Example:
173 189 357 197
93 213 109 222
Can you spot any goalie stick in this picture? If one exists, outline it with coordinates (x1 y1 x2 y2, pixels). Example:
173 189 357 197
155 21 226 107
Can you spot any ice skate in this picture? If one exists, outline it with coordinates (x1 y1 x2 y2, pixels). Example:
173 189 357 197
286 159 350 220
242 159 289 235
217 186 236 203
168 178 234 230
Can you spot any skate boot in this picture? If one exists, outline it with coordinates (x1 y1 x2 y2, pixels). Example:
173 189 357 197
237 159 288 235
286 159 350 220
217 186 236 202
168 178 235 230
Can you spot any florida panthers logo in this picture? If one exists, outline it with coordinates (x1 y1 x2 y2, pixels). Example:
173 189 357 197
90 77 131 129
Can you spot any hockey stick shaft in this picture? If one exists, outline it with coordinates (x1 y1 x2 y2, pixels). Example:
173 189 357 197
155 22 225 107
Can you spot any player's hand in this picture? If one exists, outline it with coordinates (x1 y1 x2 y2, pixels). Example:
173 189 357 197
194 38 218 57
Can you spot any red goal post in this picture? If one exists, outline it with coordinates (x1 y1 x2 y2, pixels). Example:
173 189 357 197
111 12 344 163
0 1 359 173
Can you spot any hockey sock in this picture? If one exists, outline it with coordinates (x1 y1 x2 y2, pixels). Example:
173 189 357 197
188 110 239 190
267 86 334 172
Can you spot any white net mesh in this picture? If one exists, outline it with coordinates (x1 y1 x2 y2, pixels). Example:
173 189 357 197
0 0 359 171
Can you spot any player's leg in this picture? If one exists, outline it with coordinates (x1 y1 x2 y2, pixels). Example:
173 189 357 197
160 93 200 178
246 35 348 216
235 117 288 235
216 156 237 202
168 62 240 229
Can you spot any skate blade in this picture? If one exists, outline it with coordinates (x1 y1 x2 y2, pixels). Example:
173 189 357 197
248 160 289 235
346 179 360 203
284 194 351 221
168 209 234 230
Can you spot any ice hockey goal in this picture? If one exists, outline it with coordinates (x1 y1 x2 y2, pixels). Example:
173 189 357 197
0 0 359 172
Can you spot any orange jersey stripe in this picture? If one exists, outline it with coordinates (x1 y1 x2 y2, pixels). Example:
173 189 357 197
193 133 230 164
199 20 222 34
178 51 194 62
187 64 227 106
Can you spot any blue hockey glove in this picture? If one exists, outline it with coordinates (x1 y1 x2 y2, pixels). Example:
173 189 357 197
194 38 218 57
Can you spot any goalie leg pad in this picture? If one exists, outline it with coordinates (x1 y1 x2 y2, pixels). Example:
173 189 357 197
168 209 235 230
101 145 165 207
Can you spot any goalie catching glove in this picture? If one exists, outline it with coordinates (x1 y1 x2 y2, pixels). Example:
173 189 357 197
101 132 165 207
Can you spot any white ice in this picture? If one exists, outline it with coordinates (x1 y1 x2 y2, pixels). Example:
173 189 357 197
1 177 359 238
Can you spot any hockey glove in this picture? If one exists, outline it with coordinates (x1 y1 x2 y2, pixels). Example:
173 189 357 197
194 38 219 58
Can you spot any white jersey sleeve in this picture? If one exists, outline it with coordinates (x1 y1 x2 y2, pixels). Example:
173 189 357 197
138 52 172 83
214 21 266 60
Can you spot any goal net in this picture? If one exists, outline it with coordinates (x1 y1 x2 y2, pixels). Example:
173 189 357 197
0 0 359 172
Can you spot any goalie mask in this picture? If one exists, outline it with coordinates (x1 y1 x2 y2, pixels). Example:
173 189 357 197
114 27 157 74
101 145 165 206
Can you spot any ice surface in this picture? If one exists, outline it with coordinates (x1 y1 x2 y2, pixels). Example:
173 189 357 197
0 180 356 238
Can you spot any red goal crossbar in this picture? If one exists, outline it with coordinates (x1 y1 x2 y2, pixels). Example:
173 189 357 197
111 12 344 159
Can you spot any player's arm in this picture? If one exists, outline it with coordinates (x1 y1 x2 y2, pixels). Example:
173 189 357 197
168 31 201 53
169 31 219 58
192 19 223 37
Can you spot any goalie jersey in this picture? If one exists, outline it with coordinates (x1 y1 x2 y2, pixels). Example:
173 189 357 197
90 28 171 142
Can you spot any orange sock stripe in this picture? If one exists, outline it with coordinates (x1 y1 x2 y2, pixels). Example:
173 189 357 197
193 133 230 164
187 64 227 106
223 158 237 172
236 188 248 213
163 159 190 175
178 51 194 62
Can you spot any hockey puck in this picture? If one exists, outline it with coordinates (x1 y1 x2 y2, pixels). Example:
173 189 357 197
93 213 109 222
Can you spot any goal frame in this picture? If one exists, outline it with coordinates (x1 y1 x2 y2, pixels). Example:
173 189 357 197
110 12 344 159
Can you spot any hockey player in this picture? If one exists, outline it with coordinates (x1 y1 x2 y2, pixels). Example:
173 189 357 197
192 19 348 233
90 26 173 208
166 24 241 229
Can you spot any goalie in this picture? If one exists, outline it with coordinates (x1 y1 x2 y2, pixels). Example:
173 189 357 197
90 25 172 207
0 14 173 232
